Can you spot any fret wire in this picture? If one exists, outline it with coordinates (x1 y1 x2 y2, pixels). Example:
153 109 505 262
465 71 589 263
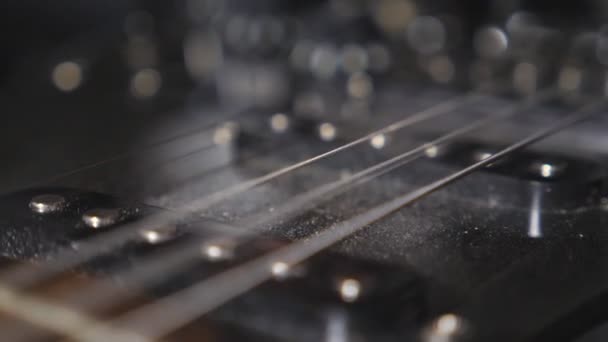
0 92 483 289
43 90 555 319
110 98 604 340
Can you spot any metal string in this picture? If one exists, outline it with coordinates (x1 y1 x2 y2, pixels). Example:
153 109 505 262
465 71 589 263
0 92 564 340
108 99 605 341
40 90 555 318
0 92 483 289
0 91 582 338
11 109 255 193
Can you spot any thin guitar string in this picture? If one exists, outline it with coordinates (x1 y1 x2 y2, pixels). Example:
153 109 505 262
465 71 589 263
130 131 305 203
0 93 590 342
177 92 485 214
0 92 484 288
0 91 560 340
12 108 255 193
0 91 487 341
47 90 556 316
108 99 605 341
0 120 312 288
145 131 331 208
1 16 598 339
8 12 259 195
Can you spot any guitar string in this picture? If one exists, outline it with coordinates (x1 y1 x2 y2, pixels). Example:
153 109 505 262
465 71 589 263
0 91 484 288
10 108 255 194
106 99 605 341
0 23 228 342
2 15 599 340
176 92 485 214
0 135 297 289
0 91 584 337
0 91 490 341
40 90 557 317
5 14 257 195
118 131 305 203
0 284 145 342
0 90 553 340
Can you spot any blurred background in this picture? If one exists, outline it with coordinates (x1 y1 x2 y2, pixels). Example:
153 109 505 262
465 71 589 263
3 0 608 194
